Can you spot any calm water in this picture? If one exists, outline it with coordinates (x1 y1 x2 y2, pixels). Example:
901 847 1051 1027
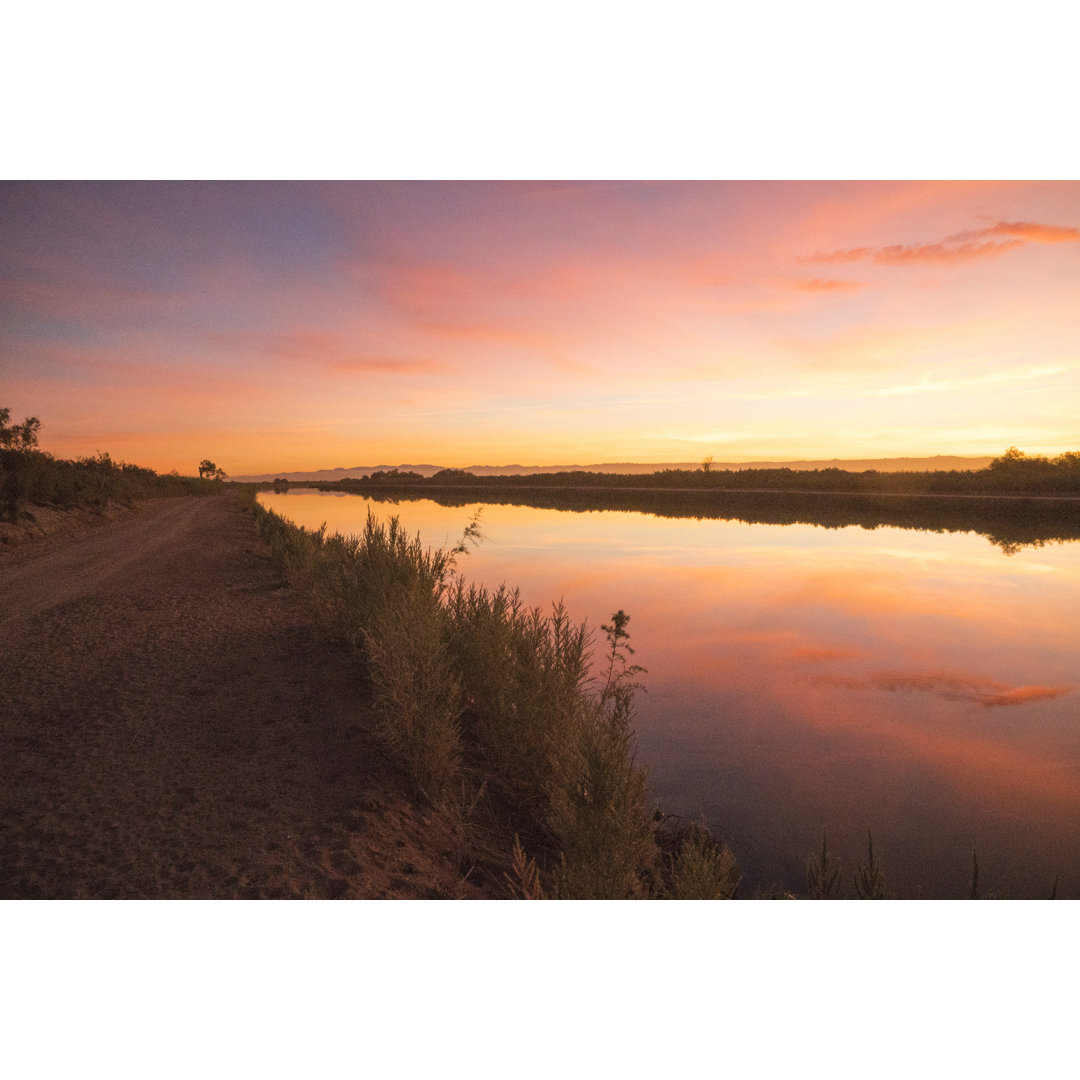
259 489 1080 898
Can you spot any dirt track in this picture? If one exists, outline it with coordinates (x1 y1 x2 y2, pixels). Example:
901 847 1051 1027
0 493 491 899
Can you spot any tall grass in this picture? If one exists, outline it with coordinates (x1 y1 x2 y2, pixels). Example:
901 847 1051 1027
250 496 715 898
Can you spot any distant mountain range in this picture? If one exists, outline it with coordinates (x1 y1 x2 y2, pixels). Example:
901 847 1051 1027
233 455 995 483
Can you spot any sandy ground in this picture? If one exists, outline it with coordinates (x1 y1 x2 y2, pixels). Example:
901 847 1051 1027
0 492 499 899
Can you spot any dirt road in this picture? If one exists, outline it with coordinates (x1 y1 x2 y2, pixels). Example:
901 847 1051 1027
0 493 490 898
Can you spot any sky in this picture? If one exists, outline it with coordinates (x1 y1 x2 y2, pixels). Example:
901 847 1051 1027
2 180 1079 476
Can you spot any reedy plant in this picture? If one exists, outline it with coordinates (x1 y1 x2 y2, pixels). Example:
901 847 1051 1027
505 835 546 899
599 609 646 712
806 828 842 899
853 828 887 899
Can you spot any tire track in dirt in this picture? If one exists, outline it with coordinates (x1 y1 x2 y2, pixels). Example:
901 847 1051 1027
1 499 208 626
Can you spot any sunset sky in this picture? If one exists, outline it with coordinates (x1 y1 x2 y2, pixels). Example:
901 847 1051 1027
3 180 1078 476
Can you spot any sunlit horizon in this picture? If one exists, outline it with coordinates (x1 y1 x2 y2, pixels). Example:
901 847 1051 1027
3 181 1078 475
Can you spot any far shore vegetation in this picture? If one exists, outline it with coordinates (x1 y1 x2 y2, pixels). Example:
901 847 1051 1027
265 447 1080 556
271 445 1080 497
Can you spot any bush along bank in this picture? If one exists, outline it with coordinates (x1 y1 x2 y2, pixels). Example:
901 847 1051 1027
0 447 224 523
248 495 740 899
1 407 226 524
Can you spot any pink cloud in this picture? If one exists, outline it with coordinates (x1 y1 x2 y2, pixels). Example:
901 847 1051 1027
412 320 559 350
201 329 451 375
332 356 448 375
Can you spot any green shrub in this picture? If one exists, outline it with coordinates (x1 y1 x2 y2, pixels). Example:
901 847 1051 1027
447 583 590 825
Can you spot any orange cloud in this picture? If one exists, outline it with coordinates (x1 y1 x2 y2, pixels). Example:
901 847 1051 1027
805 219 1080 267
806 246 873 263
873 239 1022 264
792 277 866 292
986 221 1080 244
790 646 866 663
976 684 1075 708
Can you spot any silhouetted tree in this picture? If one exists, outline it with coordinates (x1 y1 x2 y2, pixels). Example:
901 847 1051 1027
0 408 41 449
199 459 226 481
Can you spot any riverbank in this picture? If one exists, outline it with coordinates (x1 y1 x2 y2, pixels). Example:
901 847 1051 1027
248 492 740 899
0 491 500 898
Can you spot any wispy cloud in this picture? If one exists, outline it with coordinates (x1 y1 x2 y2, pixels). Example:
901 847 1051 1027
805 219 1080 267
0 276 185 322
869 364 1069 398
203 329 450 376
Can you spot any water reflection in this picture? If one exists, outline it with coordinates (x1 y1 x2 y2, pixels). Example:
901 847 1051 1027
259 489 1080 898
